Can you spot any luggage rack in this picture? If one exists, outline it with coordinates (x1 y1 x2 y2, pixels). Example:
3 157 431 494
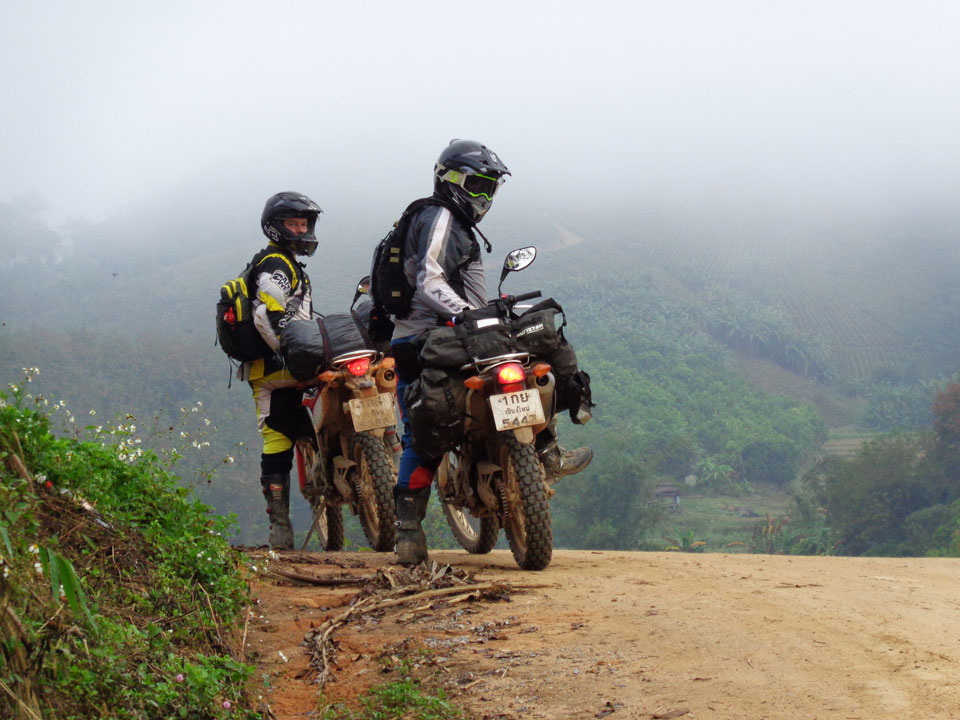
461 352 531 372
330 349 377 367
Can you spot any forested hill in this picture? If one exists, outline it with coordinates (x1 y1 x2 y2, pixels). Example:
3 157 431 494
2 190 959 546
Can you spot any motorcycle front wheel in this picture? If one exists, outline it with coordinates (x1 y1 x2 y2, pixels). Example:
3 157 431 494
353 432 398 552
500 435 553 570
297 442 345 551
439 450 499 554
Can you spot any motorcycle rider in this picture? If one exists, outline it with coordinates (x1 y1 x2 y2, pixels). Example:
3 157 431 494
390 139 593 565
238 192 322 549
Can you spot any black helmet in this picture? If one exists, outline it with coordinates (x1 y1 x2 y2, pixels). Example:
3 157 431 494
261 192 323 257
434 139 511 223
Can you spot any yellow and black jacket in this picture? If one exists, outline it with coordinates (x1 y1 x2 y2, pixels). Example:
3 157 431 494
239 242 312 382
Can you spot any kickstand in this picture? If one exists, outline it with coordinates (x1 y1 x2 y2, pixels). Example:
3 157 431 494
301 509 323 550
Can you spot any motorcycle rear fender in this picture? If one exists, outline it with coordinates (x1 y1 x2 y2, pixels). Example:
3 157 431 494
513 427 535 443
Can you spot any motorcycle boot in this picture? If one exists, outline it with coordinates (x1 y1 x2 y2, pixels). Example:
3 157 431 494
539 444 594 482
261 473 294 550
394 486 429 565
536 417 593 483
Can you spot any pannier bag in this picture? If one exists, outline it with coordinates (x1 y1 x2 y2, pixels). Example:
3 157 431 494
547 340 594 424
420 326 471 369
404 367 467 458
280 312 375 381
512 298 565 357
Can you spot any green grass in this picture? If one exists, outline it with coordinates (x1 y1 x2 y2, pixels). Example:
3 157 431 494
320 679 465 720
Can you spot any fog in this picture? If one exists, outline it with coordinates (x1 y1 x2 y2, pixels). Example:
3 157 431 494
3 1 960 227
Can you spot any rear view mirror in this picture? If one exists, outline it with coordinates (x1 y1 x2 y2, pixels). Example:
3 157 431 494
498 246 537 289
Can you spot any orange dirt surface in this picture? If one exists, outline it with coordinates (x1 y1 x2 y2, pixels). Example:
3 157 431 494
243 549 960 719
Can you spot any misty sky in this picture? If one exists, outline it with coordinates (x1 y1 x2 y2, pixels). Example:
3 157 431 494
3 1 960 224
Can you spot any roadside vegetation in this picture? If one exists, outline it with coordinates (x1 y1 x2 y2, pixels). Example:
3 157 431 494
0 375 257 719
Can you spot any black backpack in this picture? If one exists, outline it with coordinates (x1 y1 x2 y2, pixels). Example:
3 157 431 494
216 250 272 362
369 197 452 321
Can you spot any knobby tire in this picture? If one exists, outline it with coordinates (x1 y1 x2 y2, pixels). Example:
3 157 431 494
501 435 553 570
355 432 397 552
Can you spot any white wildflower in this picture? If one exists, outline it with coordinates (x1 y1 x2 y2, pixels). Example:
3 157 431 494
34 562 43 575
204 418 211 426
2 567 9 579
89 409 96 416
27 544 40 555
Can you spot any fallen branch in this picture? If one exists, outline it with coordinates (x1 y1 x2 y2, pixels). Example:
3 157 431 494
263 568 372 586
305 579 534 691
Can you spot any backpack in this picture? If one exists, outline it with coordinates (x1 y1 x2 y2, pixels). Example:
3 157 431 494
215 250 272 362
369 197 452 321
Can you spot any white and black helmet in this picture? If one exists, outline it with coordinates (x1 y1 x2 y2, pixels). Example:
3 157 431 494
261 192 323 257
434 140 511 223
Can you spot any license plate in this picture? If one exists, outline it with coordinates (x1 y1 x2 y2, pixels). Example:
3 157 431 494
490 389 545 431
348 393 396 432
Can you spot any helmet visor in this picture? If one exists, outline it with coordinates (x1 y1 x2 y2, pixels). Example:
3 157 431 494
439 168 504 201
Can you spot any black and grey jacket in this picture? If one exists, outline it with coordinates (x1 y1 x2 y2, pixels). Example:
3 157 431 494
391 203 485 338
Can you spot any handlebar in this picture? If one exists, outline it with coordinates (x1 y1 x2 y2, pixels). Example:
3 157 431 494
501 290 542 306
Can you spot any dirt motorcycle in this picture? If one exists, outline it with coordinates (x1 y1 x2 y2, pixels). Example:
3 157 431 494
293 281 400 552
431 246 560 570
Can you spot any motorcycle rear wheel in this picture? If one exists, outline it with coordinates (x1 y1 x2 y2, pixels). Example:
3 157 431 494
500 435 552 570
439 450 499 553
354 432 398 552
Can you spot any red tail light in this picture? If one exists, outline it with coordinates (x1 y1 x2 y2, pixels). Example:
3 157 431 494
346 357 371 376
496 362 525 385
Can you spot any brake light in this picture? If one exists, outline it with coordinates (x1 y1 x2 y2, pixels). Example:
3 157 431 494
346 357 371 376
497 362 525 385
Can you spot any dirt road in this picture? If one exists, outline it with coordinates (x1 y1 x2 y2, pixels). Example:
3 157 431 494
244 549 960 719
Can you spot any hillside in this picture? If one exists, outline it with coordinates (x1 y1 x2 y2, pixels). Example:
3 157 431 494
3 194 960 550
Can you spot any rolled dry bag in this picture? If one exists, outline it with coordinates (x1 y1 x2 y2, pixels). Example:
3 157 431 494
280 318 327 381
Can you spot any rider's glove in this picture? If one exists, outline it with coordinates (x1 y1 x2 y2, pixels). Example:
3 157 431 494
446 310 466 328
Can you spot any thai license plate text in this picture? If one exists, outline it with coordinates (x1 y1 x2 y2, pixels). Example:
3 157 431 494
490 389 545 431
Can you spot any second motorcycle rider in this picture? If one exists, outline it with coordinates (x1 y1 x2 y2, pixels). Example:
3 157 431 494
388 139 593 565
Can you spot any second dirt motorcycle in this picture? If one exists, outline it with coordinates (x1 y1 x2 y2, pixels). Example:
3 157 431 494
292 288 400 552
